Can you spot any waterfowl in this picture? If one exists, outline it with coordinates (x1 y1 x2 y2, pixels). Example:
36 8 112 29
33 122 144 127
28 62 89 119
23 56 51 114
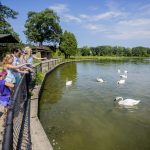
124 70 128 74
120 74 127 79
118 69 121 73
114 97 141 106
117 79 125 84
66 80 72 86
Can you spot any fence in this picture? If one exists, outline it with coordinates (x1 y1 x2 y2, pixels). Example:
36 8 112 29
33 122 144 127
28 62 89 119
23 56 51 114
2 58 64 150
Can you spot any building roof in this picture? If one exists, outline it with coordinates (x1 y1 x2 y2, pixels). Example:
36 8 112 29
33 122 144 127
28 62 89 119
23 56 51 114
0 34 19 43
31 46 51 53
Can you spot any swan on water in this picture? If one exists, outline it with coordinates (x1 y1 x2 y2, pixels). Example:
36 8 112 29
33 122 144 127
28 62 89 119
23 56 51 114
118 69 121 73
97 78 105 83
124 70 128 74
117 79 125 84
114 97 141 106
120 74 127 79
66 80 72 86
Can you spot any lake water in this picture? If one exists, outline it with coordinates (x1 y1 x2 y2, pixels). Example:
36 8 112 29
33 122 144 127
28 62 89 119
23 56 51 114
39 59 150 150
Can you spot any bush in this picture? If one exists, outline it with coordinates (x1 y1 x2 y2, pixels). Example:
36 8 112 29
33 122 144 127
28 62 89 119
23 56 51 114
35 72 44 85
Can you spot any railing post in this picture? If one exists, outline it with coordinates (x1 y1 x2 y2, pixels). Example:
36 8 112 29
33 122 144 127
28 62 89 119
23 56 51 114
2 110 13 150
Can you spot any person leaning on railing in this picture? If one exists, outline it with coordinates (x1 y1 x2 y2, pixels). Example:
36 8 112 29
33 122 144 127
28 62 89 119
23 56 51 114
11 48 30 85
24 46 47 84
24 46 47 68
2 54 31 85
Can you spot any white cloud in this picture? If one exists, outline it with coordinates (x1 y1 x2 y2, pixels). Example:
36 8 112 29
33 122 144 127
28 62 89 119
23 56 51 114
84 23 106 32
92 11 123 21
79 14 90 19
79 11 126 22
108 30 150 40
49 4 69 13
106 18 150 40
119 18 150 26
63 14 81 23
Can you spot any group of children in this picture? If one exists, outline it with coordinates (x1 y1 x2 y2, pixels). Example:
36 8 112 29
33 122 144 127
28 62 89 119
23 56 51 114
0 46 46 125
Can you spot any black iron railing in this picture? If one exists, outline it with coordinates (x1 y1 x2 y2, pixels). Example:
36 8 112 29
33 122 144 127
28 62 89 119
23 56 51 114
2 58 64 150
2 74 31 150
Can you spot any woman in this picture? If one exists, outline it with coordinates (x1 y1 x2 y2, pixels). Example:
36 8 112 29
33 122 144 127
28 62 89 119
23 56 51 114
24 46 46 68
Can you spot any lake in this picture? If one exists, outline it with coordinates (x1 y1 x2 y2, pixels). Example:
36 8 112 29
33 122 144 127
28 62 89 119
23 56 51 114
39 59 150 150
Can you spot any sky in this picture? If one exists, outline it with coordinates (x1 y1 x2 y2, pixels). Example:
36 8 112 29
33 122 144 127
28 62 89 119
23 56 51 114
1 0 150 48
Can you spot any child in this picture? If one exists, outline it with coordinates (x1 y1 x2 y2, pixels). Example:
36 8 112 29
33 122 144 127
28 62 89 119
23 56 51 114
0 71 14 125
3 54 30 84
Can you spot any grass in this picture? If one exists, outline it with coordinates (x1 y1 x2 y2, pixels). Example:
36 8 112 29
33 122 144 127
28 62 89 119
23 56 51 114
69 56 148 61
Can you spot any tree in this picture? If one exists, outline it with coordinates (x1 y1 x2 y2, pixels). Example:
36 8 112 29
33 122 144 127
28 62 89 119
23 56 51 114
0 2 19 38
59 31 77 58
132 47 148 56
24 8 62 46
79 46 91 56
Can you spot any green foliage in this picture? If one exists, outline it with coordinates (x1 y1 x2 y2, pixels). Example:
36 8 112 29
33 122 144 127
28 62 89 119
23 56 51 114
35 72 44 85
79 46 91 56
79 45 150 57
132 47 148 56
59 30 78 58
24 8 62 46
0 2 19 39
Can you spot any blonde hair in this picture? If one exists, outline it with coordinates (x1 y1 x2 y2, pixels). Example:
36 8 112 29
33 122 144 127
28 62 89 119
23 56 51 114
24 46 32 57
24 46 30 51
3 54 13 65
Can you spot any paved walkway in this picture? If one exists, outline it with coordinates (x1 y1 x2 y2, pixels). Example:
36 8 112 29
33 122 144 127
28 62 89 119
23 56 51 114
0 106 6 150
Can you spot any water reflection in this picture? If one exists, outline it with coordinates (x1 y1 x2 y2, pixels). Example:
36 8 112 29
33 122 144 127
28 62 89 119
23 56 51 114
39 62 77 105
114 103 139 113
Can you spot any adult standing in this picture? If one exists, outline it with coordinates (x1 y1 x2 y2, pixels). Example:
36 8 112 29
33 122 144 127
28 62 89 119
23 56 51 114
24 46 46 68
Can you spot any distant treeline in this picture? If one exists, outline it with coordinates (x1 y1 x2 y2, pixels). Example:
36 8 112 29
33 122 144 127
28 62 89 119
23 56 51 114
78 46 150 57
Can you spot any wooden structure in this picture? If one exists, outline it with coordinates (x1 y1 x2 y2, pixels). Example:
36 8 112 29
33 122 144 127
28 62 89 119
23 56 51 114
0 34 19 43
0 34 19 60
31 46 52 59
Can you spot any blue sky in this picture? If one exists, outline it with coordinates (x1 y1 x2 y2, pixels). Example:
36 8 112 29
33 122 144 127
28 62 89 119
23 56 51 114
1 0 150 47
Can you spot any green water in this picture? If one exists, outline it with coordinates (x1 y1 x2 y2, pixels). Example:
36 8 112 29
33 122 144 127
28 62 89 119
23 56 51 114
39 59 150 150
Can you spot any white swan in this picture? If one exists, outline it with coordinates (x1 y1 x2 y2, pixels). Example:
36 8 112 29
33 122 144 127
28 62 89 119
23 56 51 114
118 69 121 73
124 70 128 74
97 78 106 83
114 97 141 106
120 74 127 79
117 79 125 84
66 80 72 86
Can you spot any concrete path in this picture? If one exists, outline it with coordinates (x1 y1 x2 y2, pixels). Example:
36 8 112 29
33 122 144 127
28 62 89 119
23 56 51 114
0 106 6 150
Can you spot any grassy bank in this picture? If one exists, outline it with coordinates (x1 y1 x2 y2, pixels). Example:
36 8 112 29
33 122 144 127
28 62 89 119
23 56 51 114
70 56 148 60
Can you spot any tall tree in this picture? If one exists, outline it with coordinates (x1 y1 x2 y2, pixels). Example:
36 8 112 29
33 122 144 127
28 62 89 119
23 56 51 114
0 2 18 36
59 31 77 58
79 46 91 56
24 8 62 46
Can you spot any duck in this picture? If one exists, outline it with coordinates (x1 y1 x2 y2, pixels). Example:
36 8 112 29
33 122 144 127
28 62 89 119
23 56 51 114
114 97 141 106
117 79 125 84
66 80 72 86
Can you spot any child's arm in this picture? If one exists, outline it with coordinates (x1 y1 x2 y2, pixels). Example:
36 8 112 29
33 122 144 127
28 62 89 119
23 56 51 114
5 82 14 88
7 63 30 69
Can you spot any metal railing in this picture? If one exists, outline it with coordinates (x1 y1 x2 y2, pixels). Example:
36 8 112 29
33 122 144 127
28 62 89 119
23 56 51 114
2 74 31 150
2 58 64 150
